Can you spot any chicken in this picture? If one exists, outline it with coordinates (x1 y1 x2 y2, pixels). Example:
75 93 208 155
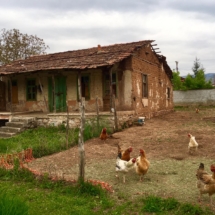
100 128 108 142
135 149 150 181
196 163 215 205
115 156 136 183
117 144 133 161
188 133 198 154
196 108 200 113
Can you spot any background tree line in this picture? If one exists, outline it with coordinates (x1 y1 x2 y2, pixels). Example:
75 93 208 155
0 28 49 65
172 58 214 90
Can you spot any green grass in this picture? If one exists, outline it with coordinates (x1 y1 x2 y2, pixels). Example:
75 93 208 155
174 105 215 111
0 162 113 215
0 188 29 215
0 116 214 214
0 120 110 158
0 161 214 215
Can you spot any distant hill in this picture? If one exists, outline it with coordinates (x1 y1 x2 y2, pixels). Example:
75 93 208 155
205 73 215 81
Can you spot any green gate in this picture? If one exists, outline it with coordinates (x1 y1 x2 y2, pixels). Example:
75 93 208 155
48 76 66 112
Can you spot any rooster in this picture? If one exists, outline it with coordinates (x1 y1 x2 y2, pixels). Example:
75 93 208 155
135 149 150 181
115 156 136 183
117 144 133 161
196 163 215 205
100 128 108 142
188 133 198 154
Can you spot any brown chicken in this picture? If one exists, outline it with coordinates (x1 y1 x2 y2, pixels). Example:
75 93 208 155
196 108 200 113
196 163 215 205
135 149 150 181
100 128 108 142
117 144 133 161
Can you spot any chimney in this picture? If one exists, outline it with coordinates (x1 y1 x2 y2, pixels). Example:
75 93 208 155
97 44 101 51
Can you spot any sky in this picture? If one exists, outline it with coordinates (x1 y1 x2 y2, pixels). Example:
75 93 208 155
1 0 215 76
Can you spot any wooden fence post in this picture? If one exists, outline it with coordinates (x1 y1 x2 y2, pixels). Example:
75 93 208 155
112 94 118 131
96 97 100 128
109 67 113 112
78 98 85 180
66 101 69 149
77 71 85 181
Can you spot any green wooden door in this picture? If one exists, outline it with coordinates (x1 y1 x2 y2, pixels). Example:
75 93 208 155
48 76 66 112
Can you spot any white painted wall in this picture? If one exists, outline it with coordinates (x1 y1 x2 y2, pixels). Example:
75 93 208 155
173 89 215 106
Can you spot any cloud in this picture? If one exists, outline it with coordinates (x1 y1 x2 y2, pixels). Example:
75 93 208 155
0 0 215 76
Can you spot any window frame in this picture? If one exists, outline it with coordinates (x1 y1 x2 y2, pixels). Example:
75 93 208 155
167 87 171 99
26 78 37 101
142 74 148 98
103 72 118 98
77 74 90 101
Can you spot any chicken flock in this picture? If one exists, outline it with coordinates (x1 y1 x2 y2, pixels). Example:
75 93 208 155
99 128 150 183
115 144 150 183
99 123 215 206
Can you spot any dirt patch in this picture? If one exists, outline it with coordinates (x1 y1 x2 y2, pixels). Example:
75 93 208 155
28 108 215 207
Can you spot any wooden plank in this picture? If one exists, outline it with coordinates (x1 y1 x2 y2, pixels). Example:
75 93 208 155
38 75 48 112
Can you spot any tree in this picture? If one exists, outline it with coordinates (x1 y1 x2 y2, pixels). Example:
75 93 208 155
0 28 49 65
172 70 213 91
192 57 204 77
172 70 184 90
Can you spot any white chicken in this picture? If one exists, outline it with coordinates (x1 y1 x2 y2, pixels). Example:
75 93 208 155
115 157 136 183
188 133 198 154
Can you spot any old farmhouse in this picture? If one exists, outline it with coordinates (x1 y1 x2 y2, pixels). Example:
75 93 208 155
0 40 173 130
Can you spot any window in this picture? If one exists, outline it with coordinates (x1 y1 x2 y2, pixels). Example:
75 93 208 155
167 87 170 99
142 74 148 98
81 75 90 100
26 79 37 101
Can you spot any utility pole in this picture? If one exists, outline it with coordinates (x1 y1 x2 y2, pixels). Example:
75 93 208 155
175 61 179 72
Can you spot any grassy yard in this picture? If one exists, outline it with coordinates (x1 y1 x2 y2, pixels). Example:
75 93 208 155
0 111 215 214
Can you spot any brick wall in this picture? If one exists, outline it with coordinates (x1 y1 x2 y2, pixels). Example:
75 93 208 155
130 45 173 118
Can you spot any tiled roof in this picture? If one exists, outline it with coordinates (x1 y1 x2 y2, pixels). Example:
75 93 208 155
0 40 154 74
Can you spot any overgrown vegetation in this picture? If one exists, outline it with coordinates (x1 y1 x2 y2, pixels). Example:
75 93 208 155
0 119 109 158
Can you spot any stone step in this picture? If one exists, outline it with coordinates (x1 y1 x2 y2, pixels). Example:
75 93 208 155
6 122 25 128
11 117 36 124
0 131 16 138
0 126 23 133
0 116 36 138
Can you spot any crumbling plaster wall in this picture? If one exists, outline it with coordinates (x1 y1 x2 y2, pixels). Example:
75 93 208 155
5 69 104 113
66 69 103 112
5 73 49 112
131 45 173 117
